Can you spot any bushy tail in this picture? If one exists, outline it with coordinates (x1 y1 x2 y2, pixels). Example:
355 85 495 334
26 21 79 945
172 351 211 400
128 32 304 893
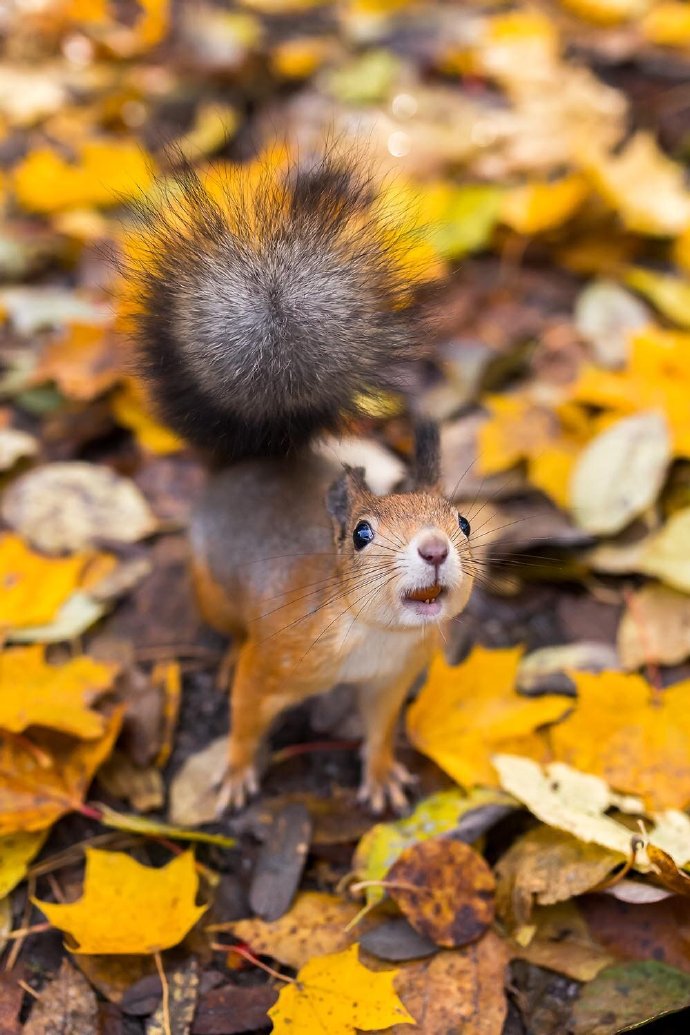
122 153 430 460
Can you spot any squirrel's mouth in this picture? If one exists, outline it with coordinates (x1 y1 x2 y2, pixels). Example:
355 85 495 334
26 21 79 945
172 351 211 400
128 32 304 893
401 583 445 618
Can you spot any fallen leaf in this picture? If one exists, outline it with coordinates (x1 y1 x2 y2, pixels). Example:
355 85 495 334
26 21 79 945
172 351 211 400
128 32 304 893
560 0 649 25
646 844 690 898
35 847 206 954
33 323 120 401
625 267 690 329
510 900 616 982
8 591 109 645
13 141 154 214
230 892 363 969
23 959 98 1035
643 1 690 45
95 804 235 848
569 410 671 534
427 183 504 260
637 508 690 592
551 669 690 810
517 642 620 694
0 287 109 336
581 132 690 236
267 945 414 1035
501 175 587 234
582 893 690 974
493 756 644 859
617 583 690 669
0 830 47 897
191 985 278 1035
406 646 569 788
248 803 311 922
0 646 117 738
111 380 184 455
2 462 158 554
0 428 37 471
353 788 506 906
359 918 437 963
571 961 690 1034
574 279 650 368
0 707 122 834
379 932 509 1035
495 825 623 929
386 839 495 948
96 753 164 812
169 737 226 826
0 534 87 632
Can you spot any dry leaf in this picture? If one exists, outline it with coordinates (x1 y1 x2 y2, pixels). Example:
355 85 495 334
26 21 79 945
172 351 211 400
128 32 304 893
571 961 690 1035
354 788 508 906
509 900 616 982
517 642 620 693
381 932 509 1035
23 959 98 1035
34 323 120 401
2 462 158 554
406 646 569 788
617 583 690 669
637 508 690 592
268 945 414 1035
169 736 226 826
231 892 362 969
495 825 622 929
0 645 117 738
387 839 495 948
551 669 690 810
574 279 650 368
569 411 671 534
625 268 690 329
501 175 587 234
581 133 690 236
0 533 87 631
0 428 37 471
0 707 122 835
643 2 690 45
35 848 206 954
111 380 184 455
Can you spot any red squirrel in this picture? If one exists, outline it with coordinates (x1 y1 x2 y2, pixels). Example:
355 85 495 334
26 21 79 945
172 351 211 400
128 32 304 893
124 153 474 812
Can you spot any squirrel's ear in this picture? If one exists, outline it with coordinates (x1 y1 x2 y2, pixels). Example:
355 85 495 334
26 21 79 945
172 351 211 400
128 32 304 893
411 419 441 490
326 466 367 541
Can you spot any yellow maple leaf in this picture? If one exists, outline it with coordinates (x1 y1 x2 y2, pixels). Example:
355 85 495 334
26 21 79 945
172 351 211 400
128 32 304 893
501 175 588 235
35 848 206 954
0 707 123 835
581 132 690 236
0 534 86 631
111 379 184 455
550 671 690 810
0 830 48 898
406 647 569 788
268 945 414 1034
560 0 651 26
570 326 690 456
0 646 117 739
14 140 154 214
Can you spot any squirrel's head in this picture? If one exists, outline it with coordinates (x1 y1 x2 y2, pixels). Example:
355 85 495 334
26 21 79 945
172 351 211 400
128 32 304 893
326 438 474 630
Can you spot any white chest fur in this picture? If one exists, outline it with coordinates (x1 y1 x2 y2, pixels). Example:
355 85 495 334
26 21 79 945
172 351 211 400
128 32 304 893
334 620 425 685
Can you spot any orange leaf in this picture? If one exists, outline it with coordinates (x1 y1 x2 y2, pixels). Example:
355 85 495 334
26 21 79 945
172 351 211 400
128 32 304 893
0 707 123 835
406 647 569 788
34 323 120 401
35 847 206 954
551 671 690 810
111 379 184 455
0 646 118 738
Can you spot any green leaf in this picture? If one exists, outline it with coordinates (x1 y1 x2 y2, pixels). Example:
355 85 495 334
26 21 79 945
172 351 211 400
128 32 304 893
571 961 690 1034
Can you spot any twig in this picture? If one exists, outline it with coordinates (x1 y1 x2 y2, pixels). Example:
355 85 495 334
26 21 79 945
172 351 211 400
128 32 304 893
211 942 295 983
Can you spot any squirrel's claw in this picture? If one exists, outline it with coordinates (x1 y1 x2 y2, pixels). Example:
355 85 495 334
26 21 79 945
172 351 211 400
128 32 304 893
358 762 417 815
215 765 259 815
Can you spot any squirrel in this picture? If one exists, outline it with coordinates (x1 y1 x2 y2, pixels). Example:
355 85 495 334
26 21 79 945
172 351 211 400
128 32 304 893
124 152 475 813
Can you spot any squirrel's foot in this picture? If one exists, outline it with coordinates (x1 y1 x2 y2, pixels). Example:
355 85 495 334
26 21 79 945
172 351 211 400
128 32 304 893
358 761 417 815
215 765 259 815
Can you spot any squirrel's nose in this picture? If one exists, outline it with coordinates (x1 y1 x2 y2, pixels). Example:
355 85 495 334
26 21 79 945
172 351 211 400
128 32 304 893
417 535 449 567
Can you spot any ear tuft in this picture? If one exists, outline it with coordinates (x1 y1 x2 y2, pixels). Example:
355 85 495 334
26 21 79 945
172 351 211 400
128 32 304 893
411 419 441 489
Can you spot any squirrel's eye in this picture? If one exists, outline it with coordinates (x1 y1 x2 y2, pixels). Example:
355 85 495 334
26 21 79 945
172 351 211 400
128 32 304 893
353 520 375 550
458 514 471 537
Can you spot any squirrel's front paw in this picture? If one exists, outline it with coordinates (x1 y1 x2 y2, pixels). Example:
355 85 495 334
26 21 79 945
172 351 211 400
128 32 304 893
358 761 417 815
215 765 259 815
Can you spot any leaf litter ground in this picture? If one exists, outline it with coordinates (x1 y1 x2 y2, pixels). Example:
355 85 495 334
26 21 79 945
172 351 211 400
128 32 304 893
1 1 690 1034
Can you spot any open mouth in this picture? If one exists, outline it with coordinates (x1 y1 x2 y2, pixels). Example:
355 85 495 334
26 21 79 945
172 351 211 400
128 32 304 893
401 583 446 617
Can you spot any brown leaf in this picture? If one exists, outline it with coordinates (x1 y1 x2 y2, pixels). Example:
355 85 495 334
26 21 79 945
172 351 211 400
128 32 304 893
0 971 23 1035
618 584 690 670
73 954 155 1006
371 931 509 1035
146 959 199 1035
191 986 279 1035
24 960 98 1035
387 839 496 948
582 894 690 974
248 803 312 922
647 845 690 898
509 901 616 982
495 825 623 929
